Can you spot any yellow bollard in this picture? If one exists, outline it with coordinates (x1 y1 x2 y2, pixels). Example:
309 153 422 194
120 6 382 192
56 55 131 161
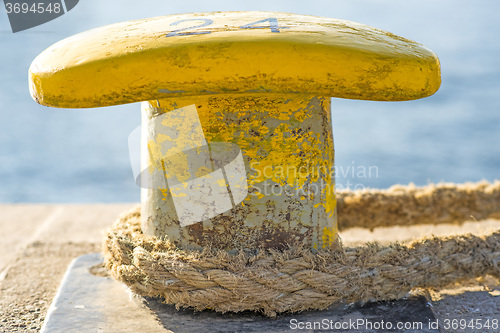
29 12 441 251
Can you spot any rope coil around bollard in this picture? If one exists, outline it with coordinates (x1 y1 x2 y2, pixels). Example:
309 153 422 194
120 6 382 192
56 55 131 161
104 181 500 317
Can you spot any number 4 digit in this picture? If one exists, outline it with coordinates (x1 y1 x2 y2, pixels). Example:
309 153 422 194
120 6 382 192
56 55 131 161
240 18 289 33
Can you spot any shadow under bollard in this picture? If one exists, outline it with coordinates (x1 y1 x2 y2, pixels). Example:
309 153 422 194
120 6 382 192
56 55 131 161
143 295 439 333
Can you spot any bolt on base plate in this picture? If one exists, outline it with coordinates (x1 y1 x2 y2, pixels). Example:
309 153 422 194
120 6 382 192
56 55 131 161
41 253 439 332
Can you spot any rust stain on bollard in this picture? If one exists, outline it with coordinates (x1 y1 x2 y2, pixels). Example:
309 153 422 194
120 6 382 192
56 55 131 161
28 11 441 252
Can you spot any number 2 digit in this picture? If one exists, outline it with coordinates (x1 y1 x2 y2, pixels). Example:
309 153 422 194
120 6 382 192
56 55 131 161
166 19 214 37
240 18 289 33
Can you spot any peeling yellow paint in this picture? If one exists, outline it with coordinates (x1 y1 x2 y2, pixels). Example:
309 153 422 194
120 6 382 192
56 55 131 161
195 166 212 178
156 133 170 144
216 178 227 188
142 94 338 250
322 226 337 248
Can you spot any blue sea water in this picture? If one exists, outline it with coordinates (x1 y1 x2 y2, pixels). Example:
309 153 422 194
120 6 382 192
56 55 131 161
0 0 499 202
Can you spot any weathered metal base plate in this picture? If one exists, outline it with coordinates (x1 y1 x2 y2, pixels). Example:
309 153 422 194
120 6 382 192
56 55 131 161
42 253 439 333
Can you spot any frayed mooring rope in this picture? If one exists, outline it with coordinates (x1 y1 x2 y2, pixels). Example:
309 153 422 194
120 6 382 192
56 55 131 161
337 180 500 230
104 181 500 317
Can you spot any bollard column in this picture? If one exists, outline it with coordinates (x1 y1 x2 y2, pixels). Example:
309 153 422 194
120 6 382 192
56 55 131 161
140 94 337 251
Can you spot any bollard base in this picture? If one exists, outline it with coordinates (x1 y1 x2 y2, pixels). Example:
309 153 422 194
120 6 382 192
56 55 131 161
42 254 439 333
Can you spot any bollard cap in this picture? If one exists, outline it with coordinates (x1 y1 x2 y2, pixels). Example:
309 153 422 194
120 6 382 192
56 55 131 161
29 11 441 108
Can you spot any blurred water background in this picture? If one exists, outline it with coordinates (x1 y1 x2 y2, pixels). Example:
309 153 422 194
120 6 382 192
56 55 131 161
0 0 499 202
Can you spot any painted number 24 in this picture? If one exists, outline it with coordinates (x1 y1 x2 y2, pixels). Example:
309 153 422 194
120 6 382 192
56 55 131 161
166 18 288 37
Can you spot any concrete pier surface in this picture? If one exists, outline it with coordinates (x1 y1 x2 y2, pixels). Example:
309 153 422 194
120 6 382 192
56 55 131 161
0 204 499 332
